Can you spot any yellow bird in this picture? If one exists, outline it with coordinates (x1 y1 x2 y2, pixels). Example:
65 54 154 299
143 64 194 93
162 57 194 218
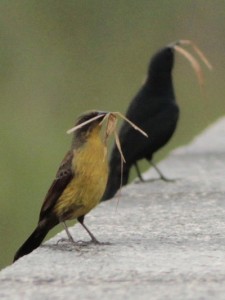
14 111 109 262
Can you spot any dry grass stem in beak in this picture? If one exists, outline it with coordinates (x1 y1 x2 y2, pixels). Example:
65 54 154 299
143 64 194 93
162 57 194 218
178 40 213 70
66 114 105 134
174 45 204 86
100 113 118 141
100 113 119 161
110 111 148 204
99 111 148 162
113 111 148 138
114 130 126 163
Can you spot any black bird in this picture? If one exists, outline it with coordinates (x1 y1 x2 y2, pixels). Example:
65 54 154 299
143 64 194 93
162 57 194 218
102 45 179 201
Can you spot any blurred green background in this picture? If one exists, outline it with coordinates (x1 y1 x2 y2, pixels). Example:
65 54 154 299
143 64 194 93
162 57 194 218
0 1 224 270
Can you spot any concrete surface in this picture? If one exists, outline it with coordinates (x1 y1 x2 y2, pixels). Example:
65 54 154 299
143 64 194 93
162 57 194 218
1 117 225 300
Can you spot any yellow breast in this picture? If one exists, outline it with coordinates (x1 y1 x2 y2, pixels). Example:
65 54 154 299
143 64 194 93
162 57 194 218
54 126 108 221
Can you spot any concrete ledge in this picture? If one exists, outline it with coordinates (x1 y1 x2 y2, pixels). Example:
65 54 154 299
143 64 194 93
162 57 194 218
1 117 225 300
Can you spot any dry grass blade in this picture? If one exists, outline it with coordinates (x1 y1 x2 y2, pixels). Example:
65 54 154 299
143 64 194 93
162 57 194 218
191 43 213 70
114 130 126 163
174 45 204 86
101 113 118 161
113 129 125 211
178 40 213 70
67 111 148 139
113 111 148 138
104 113 118 140
177 39 192 45
67 114 105 134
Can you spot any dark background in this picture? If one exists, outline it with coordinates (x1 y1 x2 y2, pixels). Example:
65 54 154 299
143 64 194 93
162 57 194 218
0 1 224 269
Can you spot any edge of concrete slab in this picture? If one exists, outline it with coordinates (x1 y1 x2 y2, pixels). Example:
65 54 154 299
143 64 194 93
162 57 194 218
1 117 225 300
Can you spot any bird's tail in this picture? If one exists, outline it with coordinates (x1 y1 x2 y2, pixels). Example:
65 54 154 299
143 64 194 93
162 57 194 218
102 154 130 201
13 219 57 262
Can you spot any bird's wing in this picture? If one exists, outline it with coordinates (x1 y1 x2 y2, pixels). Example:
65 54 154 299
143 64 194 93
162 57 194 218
39 150 74 221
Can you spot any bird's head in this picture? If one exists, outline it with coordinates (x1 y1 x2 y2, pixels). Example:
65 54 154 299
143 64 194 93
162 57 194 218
148 46 175 76
76 110 107 128
72 110 108 147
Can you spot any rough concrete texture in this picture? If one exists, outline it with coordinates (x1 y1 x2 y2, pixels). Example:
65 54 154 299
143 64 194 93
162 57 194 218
1 117 225 300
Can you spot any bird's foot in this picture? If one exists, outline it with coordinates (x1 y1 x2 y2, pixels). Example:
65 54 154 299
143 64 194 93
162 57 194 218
135 176 177 183
92 240 111 245
57 238 81 251
75 239 111 246
160 176 176 182
90 235 112 245
75 240 92 246
134 176 146 183
57 238 69 244
134 177 154 183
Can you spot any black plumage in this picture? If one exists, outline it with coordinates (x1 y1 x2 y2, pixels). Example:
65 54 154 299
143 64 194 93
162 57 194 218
102 45 179 201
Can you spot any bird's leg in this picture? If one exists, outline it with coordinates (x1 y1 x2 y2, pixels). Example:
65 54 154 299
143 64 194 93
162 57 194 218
134 162 145 182
62 221 75 243
77 216 101 244
150 160 174 182
57 222 80 250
